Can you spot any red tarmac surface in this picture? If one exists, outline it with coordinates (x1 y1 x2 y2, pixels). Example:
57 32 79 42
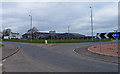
88 43 120 57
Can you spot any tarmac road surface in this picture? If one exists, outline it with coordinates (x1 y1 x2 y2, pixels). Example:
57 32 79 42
3 42 118 72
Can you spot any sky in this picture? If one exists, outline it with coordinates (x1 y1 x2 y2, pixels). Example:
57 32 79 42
1 2 118 36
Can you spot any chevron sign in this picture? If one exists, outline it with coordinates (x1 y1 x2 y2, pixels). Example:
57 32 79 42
97 32 120 39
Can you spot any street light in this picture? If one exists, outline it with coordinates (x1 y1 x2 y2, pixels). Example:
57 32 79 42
89 6 94 41
68 26 70 39
29 15 33 41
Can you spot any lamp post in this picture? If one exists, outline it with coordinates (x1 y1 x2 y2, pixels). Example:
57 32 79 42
29 15 33 41
68 26 70 39
89 6 94 41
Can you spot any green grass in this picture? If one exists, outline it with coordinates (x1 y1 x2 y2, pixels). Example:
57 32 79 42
0 44 3 47
3 39 111 43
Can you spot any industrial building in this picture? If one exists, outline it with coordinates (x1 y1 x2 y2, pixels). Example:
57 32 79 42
22 31 86 40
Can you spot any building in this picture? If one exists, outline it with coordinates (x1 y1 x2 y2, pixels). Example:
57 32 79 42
22 31 85 39
22 33 31 39
49 31 56 34
4 32 22 39
10 33 22 39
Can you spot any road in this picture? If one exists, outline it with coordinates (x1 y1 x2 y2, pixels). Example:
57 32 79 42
3 42 118 72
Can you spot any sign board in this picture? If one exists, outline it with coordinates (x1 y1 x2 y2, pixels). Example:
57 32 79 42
113 32 119 39
97 32 120 39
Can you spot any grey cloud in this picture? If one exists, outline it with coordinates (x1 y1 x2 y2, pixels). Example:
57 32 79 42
2 2 118 36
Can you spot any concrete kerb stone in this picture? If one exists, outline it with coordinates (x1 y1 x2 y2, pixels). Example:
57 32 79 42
0 46 20 61
88 47 120 64
73 45 119 64
88 48 120 58
0 45 20 73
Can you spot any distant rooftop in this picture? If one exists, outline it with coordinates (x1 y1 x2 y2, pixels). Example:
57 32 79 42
37 31 49 33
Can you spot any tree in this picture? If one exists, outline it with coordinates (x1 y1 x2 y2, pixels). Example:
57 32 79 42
27 27 38 40
2 29 11 39
28 27 38 33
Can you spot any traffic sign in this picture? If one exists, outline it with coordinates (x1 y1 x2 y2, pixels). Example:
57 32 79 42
97 32 120 39
113 32 119 39
97 33 114 39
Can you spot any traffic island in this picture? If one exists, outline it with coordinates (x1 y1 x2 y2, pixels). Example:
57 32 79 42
88 43 120 57
74 45 118 64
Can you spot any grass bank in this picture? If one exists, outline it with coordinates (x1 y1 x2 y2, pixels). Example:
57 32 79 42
0 44 3 47
3 39 111 43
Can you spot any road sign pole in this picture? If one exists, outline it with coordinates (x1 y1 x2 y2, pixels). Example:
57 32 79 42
113 30 119 53
100 39 102 51
117 38 119 53
99 38 102 51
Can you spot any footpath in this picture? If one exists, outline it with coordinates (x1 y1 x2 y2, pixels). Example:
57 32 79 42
88 43 120 57
74 45 119 64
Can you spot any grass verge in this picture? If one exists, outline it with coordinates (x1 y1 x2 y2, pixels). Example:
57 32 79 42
0 44 3 47
3 39 111 43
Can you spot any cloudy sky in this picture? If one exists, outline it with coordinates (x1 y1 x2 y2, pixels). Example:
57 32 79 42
2 2 118 36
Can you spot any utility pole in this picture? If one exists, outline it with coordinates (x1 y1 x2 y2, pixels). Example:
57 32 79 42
90 6 94 41
68 26 70 39
29 15 33 41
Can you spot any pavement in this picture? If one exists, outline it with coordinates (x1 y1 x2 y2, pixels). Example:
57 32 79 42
74 45 119 64
88 43 120 57
2 42 118 72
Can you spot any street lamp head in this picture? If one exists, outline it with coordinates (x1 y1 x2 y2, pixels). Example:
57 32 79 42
89 6 92 8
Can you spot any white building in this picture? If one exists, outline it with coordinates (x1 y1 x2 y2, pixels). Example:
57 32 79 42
10 33 22 39
4 33 22 39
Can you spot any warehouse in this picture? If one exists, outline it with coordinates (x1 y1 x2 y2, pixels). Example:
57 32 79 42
22 31 85 40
